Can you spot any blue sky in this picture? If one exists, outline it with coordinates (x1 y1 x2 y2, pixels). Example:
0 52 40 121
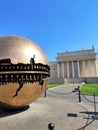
0 0 98 61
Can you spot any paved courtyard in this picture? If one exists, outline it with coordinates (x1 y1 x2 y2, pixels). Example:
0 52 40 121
0 84 98 130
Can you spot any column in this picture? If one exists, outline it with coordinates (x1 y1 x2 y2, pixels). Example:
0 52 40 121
67 61 69 78
62 62 64 78
95 60 98 77
72 61 74 78
77 61 80 78
57 62 60 78
82 60 86 77
88 60 91 77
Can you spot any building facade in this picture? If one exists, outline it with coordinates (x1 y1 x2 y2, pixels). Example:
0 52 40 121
49 47 98 79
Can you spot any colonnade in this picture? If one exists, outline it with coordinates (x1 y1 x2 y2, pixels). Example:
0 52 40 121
57 60 97 78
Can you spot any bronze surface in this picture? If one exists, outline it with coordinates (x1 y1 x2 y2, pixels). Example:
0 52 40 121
0 36 50 109
0 36 48 64
0 79 49 109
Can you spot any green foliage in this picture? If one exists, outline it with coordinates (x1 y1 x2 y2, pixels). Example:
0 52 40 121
80 84 98 95
47 84 63 89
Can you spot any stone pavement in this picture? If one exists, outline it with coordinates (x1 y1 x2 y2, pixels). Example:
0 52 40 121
0 84 98 130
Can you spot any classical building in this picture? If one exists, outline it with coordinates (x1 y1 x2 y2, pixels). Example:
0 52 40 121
49 46 98 83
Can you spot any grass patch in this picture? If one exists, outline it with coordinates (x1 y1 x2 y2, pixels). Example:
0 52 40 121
80 84 98 95
47 84 63 89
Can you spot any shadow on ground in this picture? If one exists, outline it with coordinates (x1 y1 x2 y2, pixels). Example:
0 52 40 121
77 111 98 130
0 105 30 118
80 111 98 116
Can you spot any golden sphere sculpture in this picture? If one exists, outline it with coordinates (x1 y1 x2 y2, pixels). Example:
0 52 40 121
0 36 50 109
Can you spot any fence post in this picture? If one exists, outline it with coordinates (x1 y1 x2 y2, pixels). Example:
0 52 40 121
94 93 96 116
44 88 47 97
78 86 81 103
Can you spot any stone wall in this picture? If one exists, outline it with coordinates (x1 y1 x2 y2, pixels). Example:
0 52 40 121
87 77 98 83
49 77 98 84
49 78 65 84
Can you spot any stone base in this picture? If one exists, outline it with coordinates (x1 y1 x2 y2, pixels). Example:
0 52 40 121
49 77 98 84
